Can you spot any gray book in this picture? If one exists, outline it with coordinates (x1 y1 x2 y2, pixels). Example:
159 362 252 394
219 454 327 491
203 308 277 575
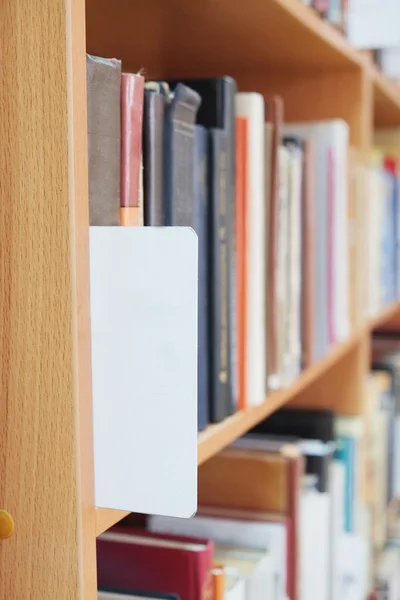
86 54 121 226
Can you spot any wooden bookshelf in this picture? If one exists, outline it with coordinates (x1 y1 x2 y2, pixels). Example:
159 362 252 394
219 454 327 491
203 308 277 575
3 0 400 597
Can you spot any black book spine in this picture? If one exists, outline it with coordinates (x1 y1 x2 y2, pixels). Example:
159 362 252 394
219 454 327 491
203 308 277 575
194 125 210 431
164 84 201 226
209 128 233 422
143 90 165 226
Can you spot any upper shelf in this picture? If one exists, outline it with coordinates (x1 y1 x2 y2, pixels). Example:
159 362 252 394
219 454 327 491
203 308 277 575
86 0 400 126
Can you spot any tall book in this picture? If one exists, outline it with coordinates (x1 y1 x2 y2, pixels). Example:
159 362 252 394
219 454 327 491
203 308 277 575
168 77 238 409
265 96 284 390
301 140 315 368
236 93 266 407
86 54 121 226
208 129 233 421
120 72 144 226
142 89 165 226
236 117 249 410
194 126 209 430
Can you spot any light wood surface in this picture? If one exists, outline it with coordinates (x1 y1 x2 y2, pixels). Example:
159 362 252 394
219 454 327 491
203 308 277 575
0 0 96 598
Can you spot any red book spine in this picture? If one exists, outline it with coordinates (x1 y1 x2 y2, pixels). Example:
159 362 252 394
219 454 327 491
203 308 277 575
121 73 144 221
97 528 214 600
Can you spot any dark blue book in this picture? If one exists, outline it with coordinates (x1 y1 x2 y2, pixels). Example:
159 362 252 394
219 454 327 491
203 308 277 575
208 128 233 422
194 125 209 431
168 78 238 412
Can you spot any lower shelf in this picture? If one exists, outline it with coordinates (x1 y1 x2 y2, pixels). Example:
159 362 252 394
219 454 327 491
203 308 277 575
94 302 400 536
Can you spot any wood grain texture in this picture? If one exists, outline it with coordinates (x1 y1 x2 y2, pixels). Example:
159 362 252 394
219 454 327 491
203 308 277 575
85 0 366 77
0 0 96 598
237 69 369 149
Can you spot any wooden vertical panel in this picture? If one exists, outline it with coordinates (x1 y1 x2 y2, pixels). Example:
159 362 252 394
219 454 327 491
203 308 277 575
0 0 96 598
289 334 371 415
236 68 369 148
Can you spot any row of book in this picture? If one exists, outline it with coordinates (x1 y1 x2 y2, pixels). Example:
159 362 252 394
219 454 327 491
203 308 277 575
96 337 400 599
86 55 400 434
299 0 348 32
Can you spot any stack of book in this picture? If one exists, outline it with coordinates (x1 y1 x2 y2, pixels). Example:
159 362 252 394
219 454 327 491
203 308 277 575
95 345 400 599
86 54 400 434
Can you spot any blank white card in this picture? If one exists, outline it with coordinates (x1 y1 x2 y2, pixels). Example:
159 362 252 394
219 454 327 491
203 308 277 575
89 226 198 518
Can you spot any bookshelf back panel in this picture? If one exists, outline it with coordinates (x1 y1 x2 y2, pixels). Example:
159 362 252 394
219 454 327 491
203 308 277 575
236 69 370 148
289 334 370 414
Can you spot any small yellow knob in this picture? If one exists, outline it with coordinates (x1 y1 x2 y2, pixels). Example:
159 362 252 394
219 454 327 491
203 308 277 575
0 510 14 539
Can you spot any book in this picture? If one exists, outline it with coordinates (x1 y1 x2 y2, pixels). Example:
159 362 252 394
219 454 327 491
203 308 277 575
142 89 165 226
97 528 214 600
236 117 249 411
86 54 121 226
168 77 238 409
265 96 284 390
236 93 266 407
194 126 209 431
149 507 288 600
120 72 144 226
99 591 180 600
208 128 234 422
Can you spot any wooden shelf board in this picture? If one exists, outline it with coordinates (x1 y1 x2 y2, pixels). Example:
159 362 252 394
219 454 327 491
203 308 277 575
85 0 365 78
372 67 400 128
94 304 400 536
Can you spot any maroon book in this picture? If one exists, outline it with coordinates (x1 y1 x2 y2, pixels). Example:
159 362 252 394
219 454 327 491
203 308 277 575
97 527 214 600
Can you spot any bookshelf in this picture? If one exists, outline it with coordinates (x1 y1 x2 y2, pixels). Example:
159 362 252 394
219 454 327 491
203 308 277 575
2 0 400 598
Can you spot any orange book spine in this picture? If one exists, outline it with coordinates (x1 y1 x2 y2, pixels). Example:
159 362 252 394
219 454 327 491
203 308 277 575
120 207 143 226
235 117 248 410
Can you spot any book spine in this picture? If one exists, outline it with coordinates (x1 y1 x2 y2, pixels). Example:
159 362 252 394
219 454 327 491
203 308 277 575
327 147 335 344
120 73 145 226
143 90 165 226
194 126 210 431
301 141 315 368
86 54 121 226
164 84 201 226
208 129 233 422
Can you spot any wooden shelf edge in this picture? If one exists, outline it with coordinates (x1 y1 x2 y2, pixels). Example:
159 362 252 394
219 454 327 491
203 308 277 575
94 303 400 536
275 0 365 68
95 508 130 537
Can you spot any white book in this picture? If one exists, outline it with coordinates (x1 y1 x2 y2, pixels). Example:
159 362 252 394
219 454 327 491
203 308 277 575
225 573 246 600
277 145 291 386
284 121 349 354
235 93 266 405
330 460 346 600
215 546 275 600
337 533 369 600
300 487 330 600
149 513 287 600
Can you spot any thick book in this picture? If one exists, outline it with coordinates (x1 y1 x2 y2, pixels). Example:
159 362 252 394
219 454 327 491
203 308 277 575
86 54 121 226
163 83 201 226
97 528 214 600
194 126 209 430
168 77 238 409
121 72 145 226
236 93 266 407
142 89 165 226
208 129 233 421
